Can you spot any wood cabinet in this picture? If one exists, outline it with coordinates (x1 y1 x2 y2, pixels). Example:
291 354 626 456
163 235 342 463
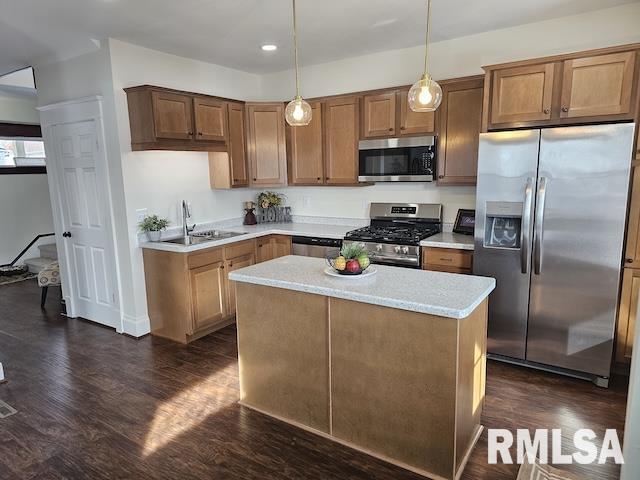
324 96 360 185
125 85 230 151
256 235 292 263
224 240 256 318
489 62 556 125
397 89 436 136
483 46 639 130
421 247 473 274
193 97 227 141
189 260 227 333
209 102 249 189
437 77 484 186
616 267 638 365
560 51 635 119
625 167 640 268
246 103 287 187
362 92 396 138
287 101 324 185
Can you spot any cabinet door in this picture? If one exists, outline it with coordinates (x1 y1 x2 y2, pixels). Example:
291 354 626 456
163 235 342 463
189 261 226 333
225 253 255 317
227 102 249 187
271 235 292 259
625 167 640 268
397 89 435 136
324 96 360 185
256 237 273 263
194 97 227 141
362 92 396 138
246 103 287 187
560 51 636 119
616 268 638 364
287 101 324 185
152 91 194 140
437 78 483 185
490 63 555 125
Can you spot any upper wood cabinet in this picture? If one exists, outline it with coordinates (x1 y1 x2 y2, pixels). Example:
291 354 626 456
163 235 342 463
125 85 230 151
193 97 226 141
397 89 436 136
437 77 484 186
152 91 194 140
560 51 636 119
362 92 396 138
489 63 556 125
324 96 360 185
209 101 249 189
483 46 639 130
287 101 324 185
246 103 287 187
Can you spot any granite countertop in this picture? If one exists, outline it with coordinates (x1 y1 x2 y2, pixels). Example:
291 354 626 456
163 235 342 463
229 255 495 319
420 232 475 250
140 222 361 253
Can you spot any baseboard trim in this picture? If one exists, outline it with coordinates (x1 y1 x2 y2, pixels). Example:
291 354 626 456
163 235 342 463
121 314 151 337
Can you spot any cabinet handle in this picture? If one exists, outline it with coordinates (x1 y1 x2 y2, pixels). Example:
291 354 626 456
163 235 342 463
188 131 194 136
561 106 569 112
221 265 225 269
326 176 330 180
253 178 257 181
626 258 633 263
543 108 550 114
438 175 444 179
229 262 233 267
198 132 203 136
401 126 406 130
317 177 321 181
388 128 393 132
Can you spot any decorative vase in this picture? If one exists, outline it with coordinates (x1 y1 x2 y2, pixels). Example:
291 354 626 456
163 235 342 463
147 230 162 242
244 208 257 225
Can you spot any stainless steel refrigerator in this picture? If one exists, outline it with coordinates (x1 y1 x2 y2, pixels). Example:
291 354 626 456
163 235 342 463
474 123 636 386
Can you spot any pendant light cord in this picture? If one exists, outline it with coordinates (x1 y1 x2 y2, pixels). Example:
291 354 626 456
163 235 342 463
423 0 432 76
292 0 300 98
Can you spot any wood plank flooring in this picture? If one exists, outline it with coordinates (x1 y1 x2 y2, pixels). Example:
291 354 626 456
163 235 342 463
0 279 629 479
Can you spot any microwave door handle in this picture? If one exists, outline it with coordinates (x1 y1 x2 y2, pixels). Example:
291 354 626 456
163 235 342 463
533 177 548 275
520 177 534 274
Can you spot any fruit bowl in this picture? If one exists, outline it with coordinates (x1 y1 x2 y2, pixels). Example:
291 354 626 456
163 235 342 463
325 243 372 276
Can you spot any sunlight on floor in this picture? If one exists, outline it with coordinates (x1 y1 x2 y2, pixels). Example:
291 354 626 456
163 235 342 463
142 363 238 457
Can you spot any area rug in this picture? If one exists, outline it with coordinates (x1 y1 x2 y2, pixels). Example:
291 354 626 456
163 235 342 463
517 458 581 480
0 271 36 286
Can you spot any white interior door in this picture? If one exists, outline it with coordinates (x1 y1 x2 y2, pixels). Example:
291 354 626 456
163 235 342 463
52 120 119 328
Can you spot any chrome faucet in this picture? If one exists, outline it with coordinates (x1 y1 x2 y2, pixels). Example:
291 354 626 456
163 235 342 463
181 200 195 238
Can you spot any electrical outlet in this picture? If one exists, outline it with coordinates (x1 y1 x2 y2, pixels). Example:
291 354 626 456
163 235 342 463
136 208 148 222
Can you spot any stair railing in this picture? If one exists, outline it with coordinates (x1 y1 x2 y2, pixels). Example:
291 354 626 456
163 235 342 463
1 233 55 267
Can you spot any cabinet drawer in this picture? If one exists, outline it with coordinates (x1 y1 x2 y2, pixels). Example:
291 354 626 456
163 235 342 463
423 248 473 269
224 239 256 260
187 247 223 269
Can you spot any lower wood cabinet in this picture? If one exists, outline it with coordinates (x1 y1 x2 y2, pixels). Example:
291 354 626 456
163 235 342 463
421 247 473 274
616 267 638 365
225 252 255 318
190 260 227 332
256 235 292 263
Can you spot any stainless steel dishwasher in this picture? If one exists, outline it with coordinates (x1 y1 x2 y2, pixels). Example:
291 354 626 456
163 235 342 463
291 236 342 258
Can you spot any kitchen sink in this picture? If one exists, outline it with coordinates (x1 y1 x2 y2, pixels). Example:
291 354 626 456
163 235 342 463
163 230 247 245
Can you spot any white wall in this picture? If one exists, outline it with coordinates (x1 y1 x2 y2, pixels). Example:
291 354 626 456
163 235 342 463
257 2 640 222
622 301 640 479
0 174 54 264
0 93 38 124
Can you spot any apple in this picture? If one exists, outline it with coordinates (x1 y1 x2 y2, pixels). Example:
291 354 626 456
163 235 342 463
345 259 361 273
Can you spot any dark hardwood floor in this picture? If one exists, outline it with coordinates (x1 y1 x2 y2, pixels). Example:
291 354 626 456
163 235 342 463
0 279 629 479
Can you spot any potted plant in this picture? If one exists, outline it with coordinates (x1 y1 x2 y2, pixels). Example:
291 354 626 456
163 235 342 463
139 214 170 242
257 191 285 209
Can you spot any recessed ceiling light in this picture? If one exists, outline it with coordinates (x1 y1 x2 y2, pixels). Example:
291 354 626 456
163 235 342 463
261 44 277 52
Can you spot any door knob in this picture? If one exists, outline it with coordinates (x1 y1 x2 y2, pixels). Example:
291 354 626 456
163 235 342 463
62 231 72 238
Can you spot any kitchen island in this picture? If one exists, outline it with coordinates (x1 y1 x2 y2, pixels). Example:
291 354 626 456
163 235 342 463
229 256 495 480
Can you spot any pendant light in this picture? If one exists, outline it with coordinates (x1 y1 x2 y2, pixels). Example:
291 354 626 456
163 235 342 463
408 0 442 112
285 0 312 126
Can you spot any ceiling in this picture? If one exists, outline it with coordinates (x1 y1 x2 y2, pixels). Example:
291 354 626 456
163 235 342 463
1 0 638 76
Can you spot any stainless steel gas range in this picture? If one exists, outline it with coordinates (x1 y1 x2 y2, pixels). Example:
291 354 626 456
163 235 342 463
343 203 442 268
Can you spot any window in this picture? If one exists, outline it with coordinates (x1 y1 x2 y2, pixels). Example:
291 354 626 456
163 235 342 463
0 138 46 167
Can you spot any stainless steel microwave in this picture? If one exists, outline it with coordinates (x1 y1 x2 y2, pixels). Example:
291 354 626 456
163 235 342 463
358 136 436 182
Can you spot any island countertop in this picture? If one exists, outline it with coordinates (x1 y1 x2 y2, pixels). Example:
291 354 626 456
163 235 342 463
229 255 495 319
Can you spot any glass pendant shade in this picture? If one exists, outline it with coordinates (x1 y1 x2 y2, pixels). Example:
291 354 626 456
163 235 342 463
285 95 312 126
408 74 442 112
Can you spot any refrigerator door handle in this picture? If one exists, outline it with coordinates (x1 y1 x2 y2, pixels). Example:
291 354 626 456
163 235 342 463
520 177 535 274
533 177 548 275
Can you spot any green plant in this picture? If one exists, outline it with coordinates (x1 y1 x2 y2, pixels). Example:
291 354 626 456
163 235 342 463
257 191 285 209
138 214 170 232
340 243 368 260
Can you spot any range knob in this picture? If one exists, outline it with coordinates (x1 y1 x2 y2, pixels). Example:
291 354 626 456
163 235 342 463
401 246 409 254
394 246 401 254
376 244 383 251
